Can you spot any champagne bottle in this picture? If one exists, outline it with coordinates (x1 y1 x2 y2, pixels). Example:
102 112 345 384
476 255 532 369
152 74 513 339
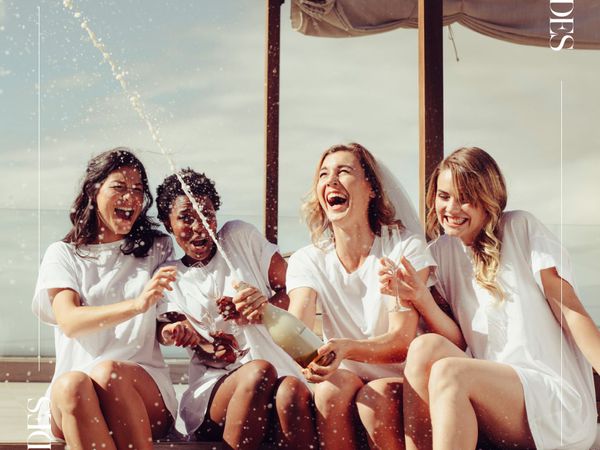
233 280 334 368
262 303 327 368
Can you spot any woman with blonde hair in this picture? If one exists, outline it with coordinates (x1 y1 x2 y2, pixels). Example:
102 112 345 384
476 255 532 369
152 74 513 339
398 146 599 450
287 143 463 449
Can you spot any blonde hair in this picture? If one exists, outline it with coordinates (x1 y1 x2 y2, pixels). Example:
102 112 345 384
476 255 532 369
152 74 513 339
426 147 507 299
302 143 400 246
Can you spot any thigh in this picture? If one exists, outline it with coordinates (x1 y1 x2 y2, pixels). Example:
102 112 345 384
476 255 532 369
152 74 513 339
200 360 275 432
432 358 534 448
50 370 97 440
92 361 173 438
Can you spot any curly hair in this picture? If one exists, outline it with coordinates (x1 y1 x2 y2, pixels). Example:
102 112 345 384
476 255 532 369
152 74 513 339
156 168 221 230
302 143 400 246
63 147 163 257
426 146 507 300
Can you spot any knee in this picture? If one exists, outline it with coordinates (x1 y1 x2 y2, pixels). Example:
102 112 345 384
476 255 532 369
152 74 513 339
356 379 402 411
89 359 127 389
52 371 96 414
428 357 467 401
314 371 363 413
404 334 449 383
238 360 277 396
275 377 313 416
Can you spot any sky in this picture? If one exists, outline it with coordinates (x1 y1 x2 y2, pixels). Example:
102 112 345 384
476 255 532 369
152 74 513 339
1 1 599 354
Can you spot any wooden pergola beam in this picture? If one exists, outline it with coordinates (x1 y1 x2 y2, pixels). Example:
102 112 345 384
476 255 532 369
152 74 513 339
418 0 444 225
264 0 282 244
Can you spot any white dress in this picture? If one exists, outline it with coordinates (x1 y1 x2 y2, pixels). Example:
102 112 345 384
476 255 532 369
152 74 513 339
157 220 305 435
31 236 178 434
286 229 436 381
429 210 596 450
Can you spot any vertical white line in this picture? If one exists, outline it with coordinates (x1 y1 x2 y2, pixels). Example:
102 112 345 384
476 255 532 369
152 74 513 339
37 4 41 372
560 79 564 446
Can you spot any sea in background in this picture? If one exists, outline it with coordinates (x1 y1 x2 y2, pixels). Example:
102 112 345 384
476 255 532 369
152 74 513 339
2 207 599 359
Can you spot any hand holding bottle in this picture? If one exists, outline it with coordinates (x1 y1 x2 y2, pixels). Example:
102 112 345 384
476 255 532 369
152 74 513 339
231 280 268 323
302 338 348 383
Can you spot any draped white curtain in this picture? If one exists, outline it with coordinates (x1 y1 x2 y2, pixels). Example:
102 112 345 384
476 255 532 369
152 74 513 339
291 0 600 49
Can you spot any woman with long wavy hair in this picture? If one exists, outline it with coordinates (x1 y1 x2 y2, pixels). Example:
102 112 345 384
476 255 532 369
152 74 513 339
399 147 599 450
32 148 178 450
287 143 462 449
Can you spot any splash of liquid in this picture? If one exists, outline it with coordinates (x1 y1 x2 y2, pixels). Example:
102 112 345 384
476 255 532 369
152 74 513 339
63 0 236 272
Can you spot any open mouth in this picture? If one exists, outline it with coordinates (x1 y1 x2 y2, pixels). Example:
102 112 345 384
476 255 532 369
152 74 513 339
444 215 468 226
115 207 135 221
326 192 348 209
190 237 209 248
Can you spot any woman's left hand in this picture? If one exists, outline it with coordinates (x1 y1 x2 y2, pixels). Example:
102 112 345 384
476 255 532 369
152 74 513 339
379 256 428 309
302 338 351 383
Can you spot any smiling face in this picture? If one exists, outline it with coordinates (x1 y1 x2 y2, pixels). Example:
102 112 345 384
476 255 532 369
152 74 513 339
316 150 374 228
168 195 218 266
435 168 487 246
95 166 144 243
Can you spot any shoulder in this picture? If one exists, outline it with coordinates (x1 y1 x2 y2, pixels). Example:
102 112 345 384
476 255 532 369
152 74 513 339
500 210 543 238
152 234 173 253
43 241 76 262
220 220 259 240
288 243 327 266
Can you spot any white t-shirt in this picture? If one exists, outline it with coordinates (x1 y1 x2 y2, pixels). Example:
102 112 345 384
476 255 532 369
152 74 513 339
286 228 436 381
430 210 596 450
158 220 305 434
31 235 178 430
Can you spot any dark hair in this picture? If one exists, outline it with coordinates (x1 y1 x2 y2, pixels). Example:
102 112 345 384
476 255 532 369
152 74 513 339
156 168 221 229
63 147 163 257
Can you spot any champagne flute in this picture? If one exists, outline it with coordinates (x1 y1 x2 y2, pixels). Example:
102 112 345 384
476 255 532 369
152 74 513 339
190 261 250 365
380 224 411 312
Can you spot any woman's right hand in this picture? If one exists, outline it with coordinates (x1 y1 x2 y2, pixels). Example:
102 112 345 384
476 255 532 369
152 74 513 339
134 266 177 313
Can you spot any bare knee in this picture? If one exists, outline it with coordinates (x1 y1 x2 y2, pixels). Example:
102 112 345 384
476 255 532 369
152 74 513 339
275 376 313 417
404 334 451 384
52 371 96 414
314 371 363 414
356 378 403 425
237 359 277 396
428 357 468 402
89 359 138 391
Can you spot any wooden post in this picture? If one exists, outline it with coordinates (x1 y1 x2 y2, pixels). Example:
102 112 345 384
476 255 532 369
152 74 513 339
264 0 282 244
418 0 444 226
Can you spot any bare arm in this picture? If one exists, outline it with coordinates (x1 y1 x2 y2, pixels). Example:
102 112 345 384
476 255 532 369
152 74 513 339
267 252 289 310
541 267 600 373
287 286 318 330
51 266 177 339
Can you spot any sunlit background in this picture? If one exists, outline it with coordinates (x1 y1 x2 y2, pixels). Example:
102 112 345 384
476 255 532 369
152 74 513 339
1 0 599 357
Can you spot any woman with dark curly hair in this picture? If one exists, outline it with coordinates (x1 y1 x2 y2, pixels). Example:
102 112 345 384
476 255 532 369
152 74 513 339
32 148 178 450
155 168 316 450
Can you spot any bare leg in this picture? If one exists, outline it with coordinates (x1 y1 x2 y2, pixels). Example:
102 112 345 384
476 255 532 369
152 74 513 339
403 334 458 450
197 359 278 450
356 377 404 450
403 334 535 450
429 357 535 450
89 360 173 450
313 369 365 450
50 371 116 450
271 376 318 450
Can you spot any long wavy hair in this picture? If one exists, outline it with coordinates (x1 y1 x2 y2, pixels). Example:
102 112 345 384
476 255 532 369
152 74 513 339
63 147 163 257
302 143 400 246
426 147 507 299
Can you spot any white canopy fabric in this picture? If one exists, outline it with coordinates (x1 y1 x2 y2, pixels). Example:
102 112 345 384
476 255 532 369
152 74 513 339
291 0 600 50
